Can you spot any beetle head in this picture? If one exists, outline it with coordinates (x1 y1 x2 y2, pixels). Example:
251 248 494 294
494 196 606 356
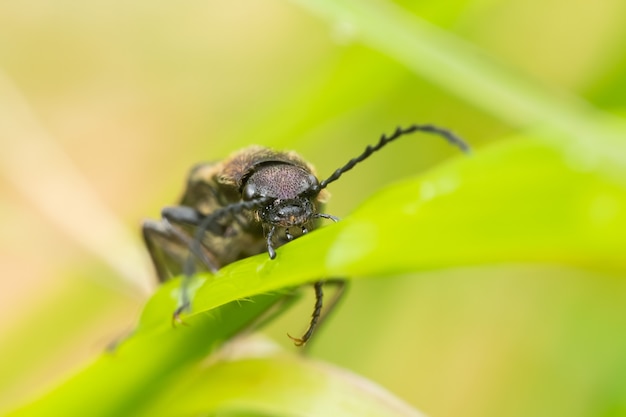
243 163 319 227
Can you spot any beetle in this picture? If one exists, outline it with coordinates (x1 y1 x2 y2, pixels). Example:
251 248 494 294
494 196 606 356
142 124 469 345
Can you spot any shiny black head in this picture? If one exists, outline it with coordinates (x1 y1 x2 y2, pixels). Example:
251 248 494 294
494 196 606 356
243 163 320 228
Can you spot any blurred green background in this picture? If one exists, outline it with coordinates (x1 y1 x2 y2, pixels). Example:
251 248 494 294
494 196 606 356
1 0 626 416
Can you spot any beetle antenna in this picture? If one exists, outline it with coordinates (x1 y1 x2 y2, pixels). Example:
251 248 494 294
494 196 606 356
319 124 469 190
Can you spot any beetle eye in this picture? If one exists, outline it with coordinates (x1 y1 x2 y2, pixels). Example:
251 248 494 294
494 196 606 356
302 174 320 196
243 183 258 201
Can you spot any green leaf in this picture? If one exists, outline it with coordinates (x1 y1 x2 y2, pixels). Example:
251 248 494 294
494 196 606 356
10 129 625 416
8 293 287 417
138 340 424 417
184 132 625 318
10 293 423 417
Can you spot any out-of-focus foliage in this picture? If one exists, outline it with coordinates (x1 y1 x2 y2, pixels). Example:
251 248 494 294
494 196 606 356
1 0 625 416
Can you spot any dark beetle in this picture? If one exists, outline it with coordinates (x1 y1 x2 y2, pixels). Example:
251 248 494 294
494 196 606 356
143 125 469 345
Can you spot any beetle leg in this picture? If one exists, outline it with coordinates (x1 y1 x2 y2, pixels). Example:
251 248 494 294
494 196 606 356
289 279 347 347
142 218 217 281
144 207 223 324
315 213 340 223
266 225 277 259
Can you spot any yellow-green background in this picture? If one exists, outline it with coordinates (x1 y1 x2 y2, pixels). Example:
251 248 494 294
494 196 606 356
1 1 625 416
